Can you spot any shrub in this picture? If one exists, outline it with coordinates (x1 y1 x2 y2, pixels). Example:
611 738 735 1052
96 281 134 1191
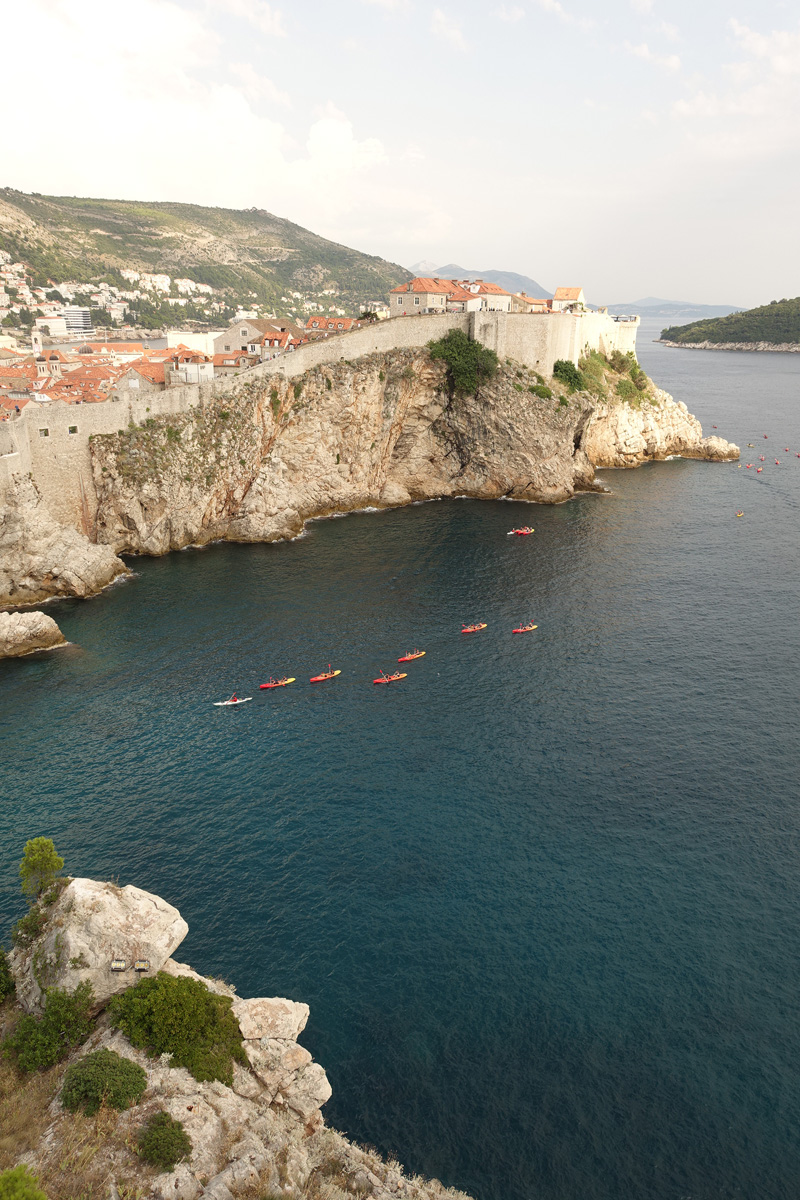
61 1048 147 1116
0 1165 48 1199
513 382 523 392
608 348 635 373
293 381 303 400
378 369 385 382
529 384 552 399
0 949 14 1000
5 982 94 1073
325 377 332 390
428 329 498 396
138 1111 193 1170
10 907 46 950
165 426 181 443
219 410 230 420
19 839 63 902
109 973 246 1086
552 360 585 392
616 377 641 403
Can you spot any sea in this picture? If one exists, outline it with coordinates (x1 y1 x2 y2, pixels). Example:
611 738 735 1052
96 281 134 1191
2 322 799 1200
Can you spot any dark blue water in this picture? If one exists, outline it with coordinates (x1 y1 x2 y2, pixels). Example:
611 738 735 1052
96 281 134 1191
2 331 800 1200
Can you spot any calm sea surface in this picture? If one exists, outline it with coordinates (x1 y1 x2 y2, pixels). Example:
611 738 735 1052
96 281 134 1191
2 327 800 1199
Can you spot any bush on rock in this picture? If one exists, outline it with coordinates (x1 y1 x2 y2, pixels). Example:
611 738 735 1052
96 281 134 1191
552 359 585 392
0 1165 48 1199
0 948 14 1001
428 330 498 396
4 982 93 1072
61 1048 147 1116
138 1111 193 1171
109 972 246 1086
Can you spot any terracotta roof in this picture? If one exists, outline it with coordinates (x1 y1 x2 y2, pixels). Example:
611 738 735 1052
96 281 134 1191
389 278 456 295
553 287 583 301
122 361 166 384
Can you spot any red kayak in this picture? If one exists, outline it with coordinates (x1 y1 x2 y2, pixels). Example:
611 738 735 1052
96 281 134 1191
259 676 295 689
462 623 487 634
310 664 341 683
512 623 538 634
398 649 426 662
508 527 534 536
374 671 407 684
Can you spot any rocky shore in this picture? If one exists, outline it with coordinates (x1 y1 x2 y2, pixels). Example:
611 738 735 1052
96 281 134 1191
0 349 738 605
3 876 473 1200
0 610 66 659
659 339 800 352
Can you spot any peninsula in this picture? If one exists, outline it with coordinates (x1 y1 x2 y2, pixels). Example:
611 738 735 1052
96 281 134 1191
660 295 800 350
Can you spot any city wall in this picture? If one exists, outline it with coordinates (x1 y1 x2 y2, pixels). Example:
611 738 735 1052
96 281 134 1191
1 311 638 533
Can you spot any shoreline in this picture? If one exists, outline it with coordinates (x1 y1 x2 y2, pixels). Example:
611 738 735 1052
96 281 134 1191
658 339 800 353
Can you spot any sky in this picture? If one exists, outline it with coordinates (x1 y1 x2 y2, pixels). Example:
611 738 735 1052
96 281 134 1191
4 0 800 306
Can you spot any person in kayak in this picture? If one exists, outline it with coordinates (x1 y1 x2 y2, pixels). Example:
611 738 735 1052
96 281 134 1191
230 693 237 702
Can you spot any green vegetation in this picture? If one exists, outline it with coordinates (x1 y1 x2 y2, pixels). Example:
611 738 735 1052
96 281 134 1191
4 983 94 1073
529 384 552 399
0 951 13 1001
662 296 800 345
0 189 411 319
11 880 67 950
108 972 246 1086
293 381 303 401
19 840 63 902
60 1049 146 1117
616 378 641 403
0 1166 48 1200
428 329 498 396
138 1111 193 1171
552 359 585 392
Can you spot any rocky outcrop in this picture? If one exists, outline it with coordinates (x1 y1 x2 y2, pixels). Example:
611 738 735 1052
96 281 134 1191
9 874 471 1200
9 877 189 1014
0 474 128 606
581 388 739 468
0 609 66 658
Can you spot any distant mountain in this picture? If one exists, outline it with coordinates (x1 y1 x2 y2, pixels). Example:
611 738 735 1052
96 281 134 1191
409 264 552 299
608 297 744 320
0 189 411 317
660 296 800 345
409 260 441 275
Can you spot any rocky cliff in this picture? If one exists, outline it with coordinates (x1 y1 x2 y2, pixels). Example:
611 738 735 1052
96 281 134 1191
0 610 66 659
0 475 128 606
88 351 736 558
4 877 472 1200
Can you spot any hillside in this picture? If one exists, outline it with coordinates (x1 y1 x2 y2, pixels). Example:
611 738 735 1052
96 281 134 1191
661 296 800 345
430 264 552 298
0 189 411 320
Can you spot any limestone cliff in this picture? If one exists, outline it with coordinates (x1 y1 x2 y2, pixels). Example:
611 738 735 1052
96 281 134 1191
4 877 471 1200
0 475 128 606
88 351 735 558
0 610 66 659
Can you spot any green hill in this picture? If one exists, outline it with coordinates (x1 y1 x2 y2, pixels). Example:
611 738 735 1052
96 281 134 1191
0 189 410 318
661 296 800 345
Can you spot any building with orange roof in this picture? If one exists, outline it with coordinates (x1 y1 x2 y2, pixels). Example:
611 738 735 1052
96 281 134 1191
510 293 552 313
552 287 586 312
389 277 456 315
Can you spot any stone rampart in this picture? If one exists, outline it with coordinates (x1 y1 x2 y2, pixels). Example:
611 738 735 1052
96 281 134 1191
1 311 639 533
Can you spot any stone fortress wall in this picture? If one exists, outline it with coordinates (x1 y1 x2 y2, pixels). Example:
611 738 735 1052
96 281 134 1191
0 311 639 533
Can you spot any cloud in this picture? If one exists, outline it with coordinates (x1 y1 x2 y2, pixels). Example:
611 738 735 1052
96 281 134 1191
624 41 681 71
213 0 286 36
494 4 525 20
361 0 404 7
431 8 467 50
229 62 290 107
532 0 594 33
630 0 652 11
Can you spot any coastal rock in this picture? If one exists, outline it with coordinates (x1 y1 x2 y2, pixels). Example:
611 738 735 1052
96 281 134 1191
581 387 739 467
9 877 188 1013
0 474 128 606
0 609 65 658
232 995 309 1041
659 339 800 353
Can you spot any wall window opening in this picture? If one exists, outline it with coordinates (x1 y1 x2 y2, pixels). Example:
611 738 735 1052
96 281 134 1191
68 425 77 434
39 428 49 437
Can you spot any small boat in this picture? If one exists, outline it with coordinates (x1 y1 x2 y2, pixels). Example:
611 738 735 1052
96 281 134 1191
757 467 763 473
214 695 252 706
736 511 744 518
310 664 341 683
508 527 534 536
745 463 752 469
512 623 538 633
462 623 487 634
786 448 790 452
746 441 753 446
259 676 296 690
374 671 407 684
398 650 426 662
775 459 781 465
764 434 768 438
760 456 765 461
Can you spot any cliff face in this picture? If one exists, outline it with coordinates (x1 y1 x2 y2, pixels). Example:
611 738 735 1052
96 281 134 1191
582 387 739 468
0 475 128 606
0 610 65 659
89 351 711 557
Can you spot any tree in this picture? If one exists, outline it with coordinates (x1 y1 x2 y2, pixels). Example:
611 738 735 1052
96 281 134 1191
19 838 64 901
0 1165 48 1199
428 329 498 396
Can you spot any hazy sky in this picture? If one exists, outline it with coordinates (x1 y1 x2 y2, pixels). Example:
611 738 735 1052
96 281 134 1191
5 0 799 305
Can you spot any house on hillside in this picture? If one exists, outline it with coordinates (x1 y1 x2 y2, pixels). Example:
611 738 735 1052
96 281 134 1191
303 316 360 337
212 352 259 376
114 361 167 394
551 287 585 312
214 320 307 355
510 293 551 313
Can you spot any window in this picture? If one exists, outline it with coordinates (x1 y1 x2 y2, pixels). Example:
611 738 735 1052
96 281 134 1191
240 329 248 336
38 428 49 437
224 343 230 351
414 297 420 306
397 297 403 305
68 425 77 435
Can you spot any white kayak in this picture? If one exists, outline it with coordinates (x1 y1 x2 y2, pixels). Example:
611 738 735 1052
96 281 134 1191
213 697 252 706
